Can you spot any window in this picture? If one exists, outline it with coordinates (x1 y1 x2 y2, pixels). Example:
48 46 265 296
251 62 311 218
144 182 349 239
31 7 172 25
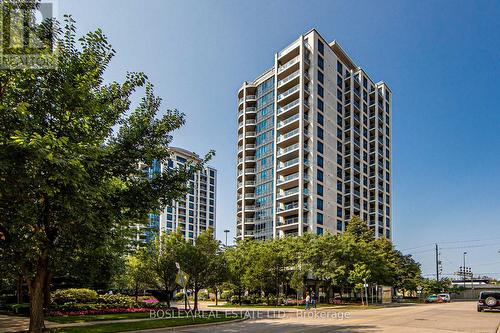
363 77 368 89
318 55 324 70
317 155 323 167
337 61 343 73
317 227 323 235
317 198 323 210
318 127 324 140
337 89 342 101
317 98 324 111
317 141 324 154
317 169 323 181
337 75 342 88
337 220 343 231
317 112 324 125
317 213 323 225
318 70 324 83
318 84 324 97
337 194 342 204
318 40 324 54
317 184 323 196
337 102 342 112
337 207 342 218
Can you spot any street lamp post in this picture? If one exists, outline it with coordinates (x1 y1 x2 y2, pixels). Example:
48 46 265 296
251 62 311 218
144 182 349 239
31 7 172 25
463 252 467 289
224 229 230 246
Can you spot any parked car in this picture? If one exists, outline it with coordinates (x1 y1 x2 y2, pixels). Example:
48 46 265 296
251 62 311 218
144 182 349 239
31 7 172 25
438 293 451 302
477 291 500 312
425 295 439 303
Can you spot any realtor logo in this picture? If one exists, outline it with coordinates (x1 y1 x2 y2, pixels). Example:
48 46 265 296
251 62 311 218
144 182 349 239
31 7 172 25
0 0 58 69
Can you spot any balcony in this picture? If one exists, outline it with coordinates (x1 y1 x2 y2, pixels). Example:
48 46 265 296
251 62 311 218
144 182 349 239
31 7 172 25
277 84 300 102
278 56 300 73
246 95 256 101
277 157 300 171
277 40 300 58
277 99 300 117
244 205 256 211
246 131 256 138
277 142 301 157
277 70 300 88
277 127 300 143
277 171 299 184
245 180 256 187
246 107 257 113
246 119 256 126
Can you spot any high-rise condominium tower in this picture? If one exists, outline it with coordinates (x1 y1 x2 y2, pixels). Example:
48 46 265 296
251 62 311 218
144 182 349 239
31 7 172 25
236 29 392 240
135 147 217 243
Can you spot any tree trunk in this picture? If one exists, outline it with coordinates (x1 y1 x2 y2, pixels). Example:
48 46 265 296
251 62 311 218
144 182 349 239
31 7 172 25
28 251 49 333
135 282 139 302
17 275 23 304
193 284 199 311
164 288 171 308
215 287 218 306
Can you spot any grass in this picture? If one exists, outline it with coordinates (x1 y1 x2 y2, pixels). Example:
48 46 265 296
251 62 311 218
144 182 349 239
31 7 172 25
46 312 152 324
49 315 242 333
208 303 383 310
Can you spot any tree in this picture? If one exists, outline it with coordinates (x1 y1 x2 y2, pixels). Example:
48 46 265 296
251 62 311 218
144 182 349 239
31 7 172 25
0 13 212 332
224 241 249 305
115 255 151 301
205 245 229 306
142 230 185 307
179 229 218 310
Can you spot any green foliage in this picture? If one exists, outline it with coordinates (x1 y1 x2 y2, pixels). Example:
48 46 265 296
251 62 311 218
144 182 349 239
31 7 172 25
51 288 98 305
0 12 212 331
223 216 422 302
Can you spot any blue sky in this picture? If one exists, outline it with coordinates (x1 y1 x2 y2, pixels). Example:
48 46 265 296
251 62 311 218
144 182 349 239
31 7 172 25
59 0 500 278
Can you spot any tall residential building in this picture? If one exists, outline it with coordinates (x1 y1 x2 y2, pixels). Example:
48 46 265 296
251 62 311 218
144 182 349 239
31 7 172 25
236 29 392 240
135 147 217 243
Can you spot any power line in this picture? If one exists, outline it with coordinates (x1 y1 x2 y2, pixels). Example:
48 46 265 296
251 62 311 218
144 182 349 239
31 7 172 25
400 236 500 253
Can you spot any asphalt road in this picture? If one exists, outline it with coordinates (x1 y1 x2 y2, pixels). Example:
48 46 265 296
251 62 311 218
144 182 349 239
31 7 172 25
155 302 500 333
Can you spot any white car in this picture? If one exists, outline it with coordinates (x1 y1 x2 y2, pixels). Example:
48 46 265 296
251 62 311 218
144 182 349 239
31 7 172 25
437 293 451 303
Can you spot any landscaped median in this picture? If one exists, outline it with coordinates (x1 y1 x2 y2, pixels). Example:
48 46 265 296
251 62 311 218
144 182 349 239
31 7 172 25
47 311 244 333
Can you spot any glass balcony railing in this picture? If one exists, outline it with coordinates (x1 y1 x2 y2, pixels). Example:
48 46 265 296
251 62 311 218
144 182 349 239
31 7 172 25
277 99 299 115
278 70 300 87
278 56 300 72
277 84 300 100
278 127 299 141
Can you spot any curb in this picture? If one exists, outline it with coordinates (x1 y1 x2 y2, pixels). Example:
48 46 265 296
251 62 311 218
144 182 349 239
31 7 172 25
127 317 249 332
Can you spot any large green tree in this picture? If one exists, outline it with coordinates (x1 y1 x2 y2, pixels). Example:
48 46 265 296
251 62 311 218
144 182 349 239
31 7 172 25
142 230 186 307
0 14 212 332
178 229 219 311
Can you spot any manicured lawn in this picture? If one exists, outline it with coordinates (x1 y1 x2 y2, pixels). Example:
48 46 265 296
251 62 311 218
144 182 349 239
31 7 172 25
209 303 383 310
46 312 151 323
49 316 242 333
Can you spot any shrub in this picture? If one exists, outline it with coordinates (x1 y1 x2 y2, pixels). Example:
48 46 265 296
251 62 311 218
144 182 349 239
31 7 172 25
198 290 208 300
51 289 98 305
97 294 136 307
220 291 233 300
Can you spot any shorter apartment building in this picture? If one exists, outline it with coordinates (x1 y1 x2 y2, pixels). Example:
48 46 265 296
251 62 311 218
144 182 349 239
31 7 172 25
134 147 217 243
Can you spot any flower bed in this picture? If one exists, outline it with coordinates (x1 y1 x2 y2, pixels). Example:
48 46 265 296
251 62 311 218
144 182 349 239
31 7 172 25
48 306 178 317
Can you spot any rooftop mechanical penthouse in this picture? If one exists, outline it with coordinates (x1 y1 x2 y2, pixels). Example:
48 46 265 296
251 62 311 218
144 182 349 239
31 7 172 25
236 29 392 240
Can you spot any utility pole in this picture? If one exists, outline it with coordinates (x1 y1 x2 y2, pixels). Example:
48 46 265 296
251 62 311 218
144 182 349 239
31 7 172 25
463 252 467 289
435 244 440 282
224 229 230 246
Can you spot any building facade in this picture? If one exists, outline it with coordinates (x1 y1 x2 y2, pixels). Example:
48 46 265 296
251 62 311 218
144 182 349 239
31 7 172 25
135 147 217 243
236 29 392 240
